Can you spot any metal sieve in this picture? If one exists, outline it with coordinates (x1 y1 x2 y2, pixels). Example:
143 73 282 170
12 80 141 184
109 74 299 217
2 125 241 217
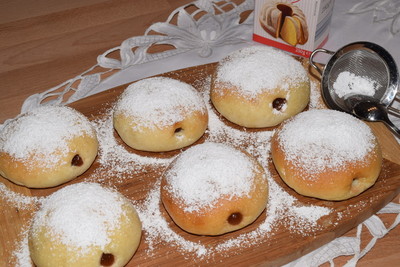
309 42 399 116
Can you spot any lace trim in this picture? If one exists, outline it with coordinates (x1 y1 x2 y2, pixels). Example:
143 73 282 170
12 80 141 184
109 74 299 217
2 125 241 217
347 0 400 35
13 0 254 122
285 203 400 267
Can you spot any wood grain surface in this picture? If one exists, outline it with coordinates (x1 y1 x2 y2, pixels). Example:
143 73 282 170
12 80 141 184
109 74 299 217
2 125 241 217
1 62 400 266
0 0 189 123
0 1 399 266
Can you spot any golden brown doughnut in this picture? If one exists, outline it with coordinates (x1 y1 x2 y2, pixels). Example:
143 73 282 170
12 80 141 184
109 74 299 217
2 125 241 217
161 142 269 236
210 45 310 128
29 182 142 267
0 106 98 188
271 109 382 201
113 77 208 152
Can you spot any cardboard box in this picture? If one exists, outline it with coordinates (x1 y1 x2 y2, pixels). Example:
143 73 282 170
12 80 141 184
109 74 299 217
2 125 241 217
253 0 335 57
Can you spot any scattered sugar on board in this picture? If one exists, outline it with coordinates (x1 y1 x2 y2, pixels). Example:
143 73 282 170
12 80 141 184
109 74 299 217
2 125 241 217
0 183 42 210
85 109 172 184
30 183 125 255
135 183 208 259
164 142 255 213
114 77 207 129
136 165 331 260
278 109 375 175
133 76 332 260
309 79 326 109
0 106 95 169
215 46 308 99
7 71 335 264
215 178 331 252
10 228 32 267
336 201 368 221
333 71 380 98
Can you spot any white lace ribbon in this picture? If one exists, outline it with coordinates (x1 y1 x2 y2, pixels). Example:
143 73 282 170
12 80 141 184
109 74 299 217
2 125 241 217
347 0 400 35
2 0 254 128
285 202 400 267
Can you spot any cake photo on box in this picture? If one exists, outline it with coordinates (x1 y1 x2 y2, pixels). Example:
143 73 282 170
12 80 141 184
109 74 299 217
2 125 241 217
259 0 308 46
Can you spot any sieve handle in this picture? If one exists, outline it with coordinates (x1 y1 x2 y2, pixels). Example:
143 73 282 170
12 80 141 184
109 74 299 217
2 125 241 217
382 116 400 137
309 48 335 75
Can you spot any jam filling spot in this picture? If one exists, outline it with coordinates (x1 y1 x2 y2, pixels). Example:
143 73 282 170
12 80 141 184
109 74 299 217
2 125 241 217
351 177 360 187
100 253 114 266
71 154 83 167
272 98 287 111
228 212 243 225
174 127 183 134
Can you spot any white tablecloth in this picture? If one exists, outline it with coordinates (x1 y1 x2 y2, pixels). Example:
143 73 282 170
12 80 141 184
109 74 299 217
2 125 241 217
91 0 400 129
97 1 400 93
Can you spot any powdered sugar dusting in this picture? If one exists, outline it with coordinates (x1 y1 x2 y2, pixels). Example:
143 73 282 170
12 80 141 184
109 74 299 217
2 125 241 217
136 184 208 258
133 76 333 259
11 229 32 267
7 62 338 265
215 46 308 99
333 71 380 98
114 77 207 129
278 109 376 174
30 182 126 254
137 165 331 258
0 183 42 210
309 79 326 109
86 109 171 183
164 142 256 213
0 106 96 168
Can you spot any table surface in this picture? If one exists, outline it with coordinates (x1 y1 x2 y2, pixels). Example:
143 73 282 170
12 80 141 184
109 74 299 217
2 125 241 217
0 1 399 266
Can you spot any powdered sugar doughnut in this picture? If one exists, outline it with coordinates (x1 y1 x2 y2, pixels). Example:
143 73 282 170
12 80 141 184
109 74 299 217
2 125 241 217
161 142 269 235
113 77 208 152
0 106 98 188
29 182 142 267
210 46 310 128
271 109 382 201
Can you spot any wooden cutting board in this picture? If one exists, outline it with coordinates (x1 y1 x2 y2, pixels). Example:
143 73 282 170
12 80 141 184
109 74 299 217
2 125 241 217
1 62 400 267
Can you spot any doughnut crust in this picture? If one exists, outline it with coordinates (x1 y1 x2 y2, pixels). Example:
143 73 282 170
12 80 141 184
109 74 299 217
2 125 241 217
0 106 98 188
271 109 382 201
210 46 310 128
113 77 208 152
29 183 142 267
161 142 269 236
